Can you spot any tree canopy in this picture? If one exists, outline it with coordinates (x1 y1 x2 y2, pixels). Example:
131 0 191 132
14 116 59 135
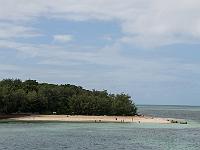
0 79 137 115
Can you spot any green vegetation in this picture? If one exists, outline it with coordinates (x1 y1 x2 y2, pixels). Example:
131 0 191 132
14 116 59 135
0 79 137 115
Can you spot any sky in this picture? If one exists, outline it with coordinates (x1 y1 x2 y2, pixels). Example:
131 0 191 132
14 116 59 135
0 0 200 105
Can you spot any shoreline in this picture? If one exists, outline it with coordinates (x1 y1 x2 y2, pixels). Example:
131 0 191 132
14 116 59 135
0 115 177 124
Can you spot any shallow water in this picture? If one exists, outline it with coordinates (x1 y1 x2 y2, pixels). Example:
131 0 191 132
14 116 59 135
0 105 200 150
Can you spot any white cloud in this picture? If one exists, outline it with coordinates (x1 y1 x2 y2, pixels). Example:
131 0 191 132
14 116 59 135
53 34 73 43
0 64 20 71
0 0 200 46
0 23 41 39
1 37 200 104
0 39 199 84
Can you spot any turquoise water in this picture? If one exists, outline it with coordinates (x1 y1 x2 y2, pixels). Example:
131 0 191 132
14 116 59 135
0 105 200 150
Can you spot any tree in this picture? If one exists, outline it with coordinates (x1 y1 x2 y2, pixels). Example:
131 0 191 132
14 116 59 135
0 79 137 115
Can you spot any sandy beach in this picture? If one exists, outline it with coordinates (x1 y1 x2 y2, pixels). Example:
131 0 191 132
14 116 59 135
6 115 173 124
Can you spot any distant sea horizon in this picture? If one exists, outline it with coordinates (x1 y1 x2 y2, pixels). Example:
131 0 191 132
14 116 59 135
137 104 200 107
137 105 200 125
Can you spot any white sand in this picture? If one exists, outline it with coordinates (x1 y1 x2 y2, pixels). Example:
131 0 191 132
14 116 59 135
10 115 171 124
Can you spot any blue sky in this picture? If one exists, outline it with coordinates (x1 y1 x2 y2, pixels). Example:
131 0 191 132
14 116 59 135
0 0 200 105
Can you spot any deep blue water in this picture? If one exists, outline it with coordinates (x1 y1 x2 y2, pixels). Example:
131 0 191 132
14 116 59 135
0 105 200 150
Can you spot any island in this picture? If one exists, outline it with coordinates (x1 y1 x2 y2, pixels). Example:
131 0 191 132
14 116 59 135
0 79 182 124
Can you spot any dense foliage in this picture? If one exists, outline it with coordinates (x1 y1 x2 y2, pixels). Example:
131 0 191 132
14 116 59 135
0 79 137 115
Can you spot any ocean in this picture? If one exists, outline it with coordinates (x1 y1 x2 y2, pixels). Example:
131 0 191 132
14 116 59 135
0 105 200 150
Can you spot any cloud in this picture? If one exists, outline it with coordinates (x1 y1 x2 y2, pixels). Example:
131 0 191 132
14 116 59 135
0 39 199 84
0 1 200 104
0 64 20 71
1 38 200 104
53 34 73 43
0 23 42 39
1 0 200 46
